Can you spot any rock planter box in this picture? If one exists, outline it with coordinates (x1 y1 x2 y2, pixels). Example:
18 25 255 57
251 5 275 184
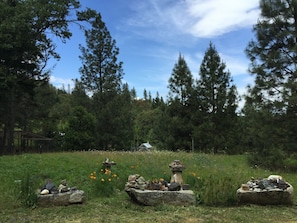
126 188 196 206
37 190 85 206
237 175 294 205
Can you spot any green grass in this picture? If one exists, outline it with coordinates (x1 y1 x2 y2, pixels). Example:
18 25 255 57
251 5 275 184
0 151 297 223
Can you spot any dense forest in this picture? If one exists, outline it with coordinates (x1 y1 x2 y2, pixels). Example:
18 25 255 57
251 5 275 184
1 0 297 171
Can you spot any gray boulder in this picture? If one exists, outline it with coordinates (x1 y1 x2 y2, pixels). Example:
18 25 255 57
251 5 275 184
237 184 294 205
126 188 196 206
37 190 85 206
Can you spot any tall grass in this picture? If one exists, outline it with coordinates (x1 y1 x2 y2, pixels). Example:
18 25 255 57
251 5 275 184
0 151 296 222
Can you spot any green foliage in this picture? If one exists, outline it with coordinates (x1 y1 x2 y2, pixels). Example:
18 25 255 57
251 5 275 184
250 149 297 173
90 165 119 197
17 173 41 208
64 106 96 150
194 42 240 154
79 12 123 93
244 0 297 156
0 0 86 154
284 154 297 172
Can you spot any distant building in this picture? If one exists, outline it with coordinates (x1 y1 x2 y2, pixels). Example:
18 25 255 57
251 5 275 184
138 142 152 151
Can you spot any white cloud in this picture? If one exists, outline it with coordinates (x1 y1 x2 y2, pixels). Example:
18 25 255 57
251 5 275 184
125 0 259 39
185 0 260 37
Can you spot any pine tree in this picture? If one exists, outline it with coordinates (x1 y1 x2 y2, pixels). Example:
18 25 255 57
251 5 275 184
168 53 193 105
0 0 81 154
167 53 194 151
244 0 297 154
79 13 123 94
195 42 239 154
79 12 132 150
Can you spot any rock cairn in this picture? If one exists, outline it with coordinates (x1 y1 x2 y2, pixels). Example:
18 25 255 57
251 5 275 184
125 174 147 191
169 160 185 190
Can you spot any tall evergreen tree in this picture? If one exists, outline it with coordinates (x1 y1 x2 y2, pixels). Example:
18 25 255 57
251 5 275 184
244 0 297 154
168 53 193 105
195 42 239 154
79 13 123 94
167 53 194 151
0 0 82 154
79 12 131 150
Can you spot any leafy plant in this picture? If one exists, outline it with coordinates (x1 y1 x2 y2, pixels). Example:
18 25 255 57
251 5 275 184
18 173 40 208
90 165 119 197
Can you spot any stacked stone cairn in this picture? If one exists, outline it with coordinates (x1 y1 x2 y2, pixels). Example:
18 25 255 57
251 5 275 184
125 160 196 206
125 174 147 191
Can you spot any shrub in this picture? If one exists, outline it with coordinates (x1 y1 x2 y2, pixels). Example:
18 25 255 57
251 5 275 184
17 173 41 208
284 154 297 172
248 147 286 171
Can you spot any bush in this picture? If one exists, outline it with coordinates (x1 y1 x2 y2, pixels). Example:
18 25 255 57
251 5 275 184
248 147 286 171
17 173 41 208
284 154 297 172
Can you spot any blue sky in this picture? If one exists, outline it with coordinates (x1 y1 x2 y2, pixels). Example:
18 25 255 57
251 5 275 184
49 0 260 107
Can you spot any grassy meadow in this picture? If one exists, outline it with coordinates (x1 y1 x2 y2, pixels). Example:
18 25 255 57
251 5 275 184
0 151 297 223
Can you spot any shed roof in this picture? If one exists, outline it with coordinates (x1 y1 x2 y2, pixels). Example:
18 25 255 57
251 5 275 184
139 142 152 149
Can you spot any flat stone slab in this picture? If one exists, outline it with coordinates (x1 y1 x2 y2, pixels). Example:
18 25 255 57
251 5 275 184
37 190 85 206
126 189 196 206
237 184 294 205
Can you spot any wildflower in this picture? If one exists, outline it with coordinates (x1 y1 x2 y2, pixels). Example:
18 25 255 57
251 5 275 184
101 178 105 182
105 169 111 174
193 172 197 177
108 178 111 182
113 174 117 178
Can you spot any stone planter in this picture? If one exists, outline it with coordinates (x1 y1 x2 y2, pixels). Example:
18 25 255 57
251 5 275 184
237 184 294 205
126 188 196 206
37 190 85 206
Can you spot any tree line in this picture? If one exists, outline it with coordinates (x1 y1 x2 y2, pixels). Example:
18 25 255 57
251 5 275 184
1 0 297 170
